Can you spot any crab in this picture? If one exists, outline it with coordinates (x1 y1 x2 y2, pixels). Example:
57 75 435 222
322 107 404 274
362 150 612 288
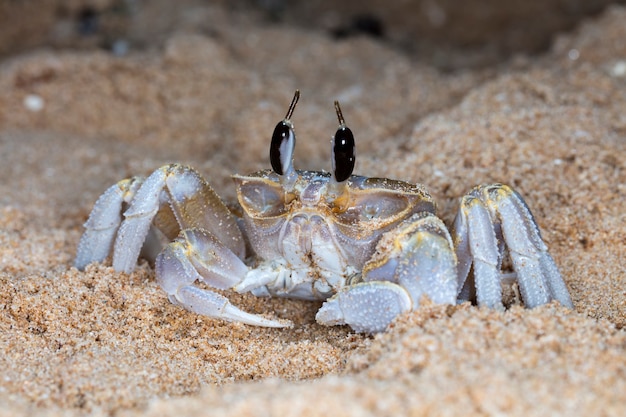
75 91 573 333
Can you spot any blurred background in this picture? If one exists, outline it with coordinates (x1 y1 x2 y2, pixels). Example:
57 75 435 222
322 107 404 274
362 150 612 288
1 0 623 70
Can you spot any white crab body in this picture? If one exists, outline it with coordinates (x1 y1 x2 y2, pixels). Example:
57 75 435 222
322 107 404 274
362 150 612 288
75 92 573 333
235 172 359 301
234 170 423 301
237 222 358 301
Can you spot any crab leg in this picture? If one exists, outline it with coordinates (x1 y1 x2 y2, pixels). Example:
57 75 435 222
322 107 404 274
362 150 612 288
75 178 144 270
452 193 504 309
156 228 289 327
489 186 573 308
452 184 573 309
112 164 245 273
317 213 458 333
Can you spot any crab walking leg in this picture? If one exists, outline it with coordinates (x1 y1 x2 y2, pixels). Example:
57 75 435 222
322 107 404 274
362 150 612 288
450 201 472 302
156 228 289 327
75 178 144 270
453 194 505 309
480 185 573 308
113 164 245 273
453 184 573 309
317 213 457 333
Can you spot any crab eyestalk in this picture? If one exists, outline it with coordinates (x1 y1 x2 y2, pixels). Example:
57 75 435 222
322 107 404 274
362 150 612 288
270 90 300 191
329 100 356 202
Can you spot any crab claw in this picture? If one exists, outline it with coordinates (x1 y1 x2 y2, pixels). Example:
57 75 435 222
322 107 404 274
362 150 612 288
316 282 412 333
156 228 292 328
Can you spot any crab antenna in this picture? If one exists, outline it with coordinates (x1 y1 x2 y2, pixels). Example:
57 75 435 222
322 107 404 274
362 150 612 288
285 90 301 120
334 100 345 126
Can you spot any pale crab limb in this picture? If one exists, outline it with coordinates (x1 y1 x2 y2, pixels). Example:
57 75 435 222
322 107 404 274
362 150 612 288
450 202 473 302
483 185 573 308
453 184 573 309
156 228 289 327
317 213 458 333
113 164 245 273
362 212 458 305
75 177 144 270
453 194 505 309
316 282 412 333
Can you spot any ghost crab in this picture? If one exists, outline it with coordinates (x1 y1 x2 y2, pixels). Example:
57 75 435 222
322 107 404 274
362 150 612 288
75 91 573 333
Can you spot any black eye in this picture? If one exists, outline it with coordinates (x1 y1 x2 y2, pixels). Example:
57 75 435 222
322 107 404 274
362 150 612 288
332 100 356 183
332 126 355 182
270 121 294 175
270 91 300 176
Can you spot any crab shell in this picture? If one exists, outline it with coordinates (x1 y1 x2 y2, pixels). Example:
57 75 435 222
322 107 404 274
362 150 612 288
232 169 436 297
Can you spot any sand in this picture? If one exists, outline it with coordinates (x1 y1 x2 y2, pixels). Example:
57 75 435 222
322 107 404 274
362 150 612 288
0 3 624 416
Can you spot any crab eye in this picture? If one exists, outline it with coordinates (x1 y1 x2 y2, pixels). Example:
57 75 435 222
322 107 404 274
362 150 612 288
332 125 355 182
332 100 355 182
270 121 295 175
270 90 300 177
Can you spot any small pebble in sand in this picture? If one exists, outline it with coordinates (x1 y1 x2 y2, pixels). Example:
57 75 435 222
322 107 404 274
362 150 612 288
611 60 626 77
23 94 45 112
